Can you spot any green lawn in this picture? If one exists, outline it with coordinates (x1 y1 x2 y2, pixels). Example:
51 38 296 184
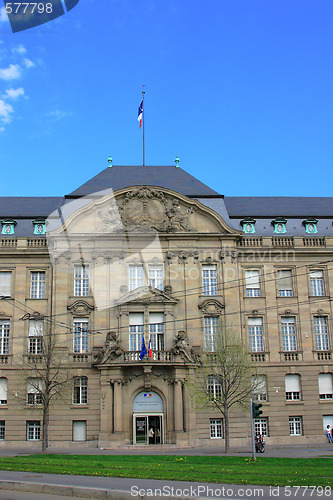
0 455 331 486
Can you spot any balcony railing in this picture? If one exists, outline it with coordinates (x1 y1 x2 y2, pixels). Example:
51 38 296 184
281 351 302 362
316 351 332 361
123 351 173 362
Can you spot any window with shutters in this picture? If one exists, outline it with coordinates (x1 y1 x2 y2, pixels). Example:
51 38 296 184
28 320 43 354
278 269 293 297
285 374 301 400
281 317 297 352
129 313 144 351
0 378 7 405
310 270 325 296
149 313 165 351
0 272 12 298
245 270 260 297
252 375 267 401
202 265 218 296
313 317 330 351
248 318 264 352
318 373 333 400
27 378 43 405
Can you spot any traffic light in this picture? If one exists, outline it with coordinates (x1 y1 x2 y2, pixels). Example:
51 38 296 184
252 401 263 418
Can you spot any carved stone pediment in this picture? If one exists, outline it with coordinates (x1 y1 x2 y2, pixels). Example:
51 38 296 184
111 188 195 233
115 286 178 305
198 299 224 315
67 300 94 316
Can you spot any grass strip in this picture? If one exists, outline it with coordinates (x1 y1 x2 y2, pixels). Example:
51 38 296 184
0 455 331 487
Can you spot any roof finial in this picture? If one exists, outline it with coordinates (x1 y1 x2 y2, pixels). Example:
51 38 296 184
108 156 112 167
175 156 180 167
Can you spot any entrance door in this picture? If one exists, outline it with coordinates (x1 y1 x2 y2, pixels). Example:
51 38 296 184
134 414 163 444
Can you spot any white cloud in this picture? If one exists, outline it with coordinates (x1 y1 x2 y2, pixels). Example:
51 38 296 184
12 45 27 55
47 110 73 120
0 8 7 23
0 127 5 133
3 87 24 100
0 99 13 124
23 58 35 69
0 64 21 80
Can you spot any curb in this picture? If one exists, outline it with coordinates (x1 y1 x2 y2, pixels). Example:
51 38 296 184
0 480 206 499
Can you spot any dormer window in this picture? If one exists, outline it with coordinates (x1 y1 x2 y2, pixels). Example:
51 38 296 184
241 218 256 234
33 219 46 235
1 219 16 235
272 218 287 234
303 218 318 234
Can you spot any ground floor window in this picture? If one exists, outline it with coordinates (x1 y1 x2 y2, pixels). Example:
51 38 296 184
289 417 302 436
73 420 87 441
210 419 223 439
254 418 268 437
27 421 40 441
0 421 4 440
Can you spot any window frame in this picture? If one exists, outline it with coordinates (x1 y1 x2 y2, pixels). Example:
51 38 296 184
248 317 264 353
0 271 12 298
281 317 297 352
313 316 330 351
30 271 46 299
27 421 41 441
73 319 89 354
277 269 293 297
27 378 43 405
204 316 219 352
202 264 218 296
0 378 8 405
318 373 333 400
74 265 89 297
0 321 9 355
129 265 145 291
148 265 164 291
245 269 261 298
309 270 325 297
207 375 222 400
210 418 223 439
252 375 267 401
73 376 88 405
289 416 302 436
0 420 5 440
254 418 268 437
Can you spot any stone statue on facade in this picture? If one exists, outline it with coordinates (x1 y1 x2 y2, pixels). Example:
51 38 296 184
171 330 194 362
95 331 123 364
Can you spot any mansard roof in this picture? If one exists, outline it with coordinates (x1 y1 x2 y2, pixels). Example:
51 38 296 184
66 166 221 198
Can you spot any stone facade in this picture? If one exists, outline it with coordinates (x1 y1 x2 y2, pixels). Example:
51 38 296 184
0 166 332 448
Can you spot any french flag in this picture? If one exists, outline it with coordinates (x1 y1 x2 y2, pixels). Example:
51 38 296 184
148 337 152 358
138 100 143 128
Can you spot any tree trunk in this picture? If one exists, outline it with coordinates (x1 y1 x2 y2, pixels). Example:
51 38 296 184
224 401 229 453
42 403 49 453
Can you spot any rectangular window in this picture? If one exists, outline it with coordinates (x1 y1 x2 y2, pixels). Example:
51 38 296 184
252 376 267 401
281 317 297 352
129 265 144 291
285 374 301 400
149 313 165 351
248 318 264 352
129 313 144 351
28 320 43 354
148 265 163 291
314 317 329 351
73 319 89 353
27 421 41 441
202 265 218 296
204 316 219 352
27 378 43 405
278 270 293 297
74 265 89 297
0 421 5 440
319 374 333 400
73 376 88 404
254 418 268 437
289 416 302 436
0 378 7 405
0 271 12 298
30 271 45 299
245 270 260 297
207 376 222 400
0 321 9 355
210 419 223 439
310 270 325 296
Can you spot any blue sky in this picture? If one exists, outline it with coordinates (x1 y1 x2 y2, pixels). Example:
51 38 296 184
0 0 332 197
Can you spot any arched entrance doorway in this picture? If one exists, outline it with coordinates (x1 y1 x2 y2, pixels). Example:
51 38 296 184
133 391 164 445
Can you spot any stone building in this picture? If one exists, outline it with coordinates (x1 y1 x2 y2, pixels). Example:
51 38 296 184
0 164 332 448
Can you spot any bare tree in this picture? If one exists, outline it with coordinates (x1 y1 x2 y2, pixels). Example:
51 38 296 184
18 313 72 452
188 328 259 452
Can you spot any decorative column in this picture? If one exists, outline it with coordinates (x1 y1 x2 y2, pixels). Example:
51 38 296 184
111 379 123 433
174 378 183 432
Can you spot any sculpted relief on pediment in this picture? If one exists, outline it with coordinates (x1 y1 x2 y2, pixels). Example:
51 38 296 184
98 188 195 233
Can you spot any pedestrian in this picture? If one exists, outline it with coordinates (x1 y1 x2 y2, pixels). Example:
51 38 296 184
148 427 155 444
325 425 333 443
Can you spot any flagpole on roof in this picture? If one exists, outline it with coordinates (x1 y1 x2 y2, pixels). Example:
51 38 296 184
142 85 145 166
